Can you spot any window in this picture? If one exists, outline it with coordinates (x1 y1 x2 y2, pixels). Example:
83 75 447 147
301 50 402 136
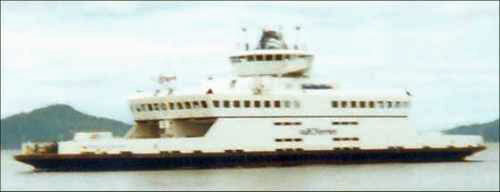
264 100 271 108
332 101 338 108
153 103 160 111
332 122 340 125
184 102 192 109
369 101 375 108
169 102 175 110
233 100 240 108
284 55 290 60
247 55 254 61
148 104 153 111
244 100 251 108
350 101 357 108
192 101 200 109
276 55 283 61
135 105 141 112
341 101 347 108
256 55 263 61
293 138 303 142
224 100 230 108
274 122 283 126
360 101 366 108
274 100 281 108
265 55 273 61
141 104 147 111
395 101 401 108
351 122 359 125
341 122 349 125
161 103 167 111
294 100 301 108
387 101 392 108
177 102 184 110
275 139 283 142
284 100 291 108
254 101 261 108
377 101 384 108
213 100 220 108
284 138 293 142
201 101 208 108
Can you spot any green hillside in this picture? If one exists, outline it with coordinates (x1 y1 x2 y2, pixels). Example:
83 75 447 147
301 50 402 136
443 119 499 142
1 104 131 149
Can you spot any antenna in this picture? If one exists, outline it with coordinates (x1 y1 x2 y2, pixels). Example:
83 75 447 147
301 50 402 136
242 27 249 50
294 25 301 50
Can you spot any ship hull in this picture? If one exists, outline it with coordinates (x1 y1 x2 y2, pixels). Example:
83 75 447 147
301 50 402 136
15 146 486 171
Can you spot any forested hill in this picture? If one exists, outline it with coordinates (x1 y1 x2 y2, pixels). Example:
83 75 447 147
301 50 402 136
443 119 499 142
1 104 131 149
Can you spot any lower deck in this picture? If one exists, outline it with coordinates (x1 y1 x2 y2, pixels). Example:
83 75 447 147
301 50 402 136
15 145 486 171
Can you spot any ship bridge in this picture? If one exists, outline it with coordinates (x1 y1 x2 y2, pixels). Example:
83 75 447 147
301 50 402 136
230 28 313 78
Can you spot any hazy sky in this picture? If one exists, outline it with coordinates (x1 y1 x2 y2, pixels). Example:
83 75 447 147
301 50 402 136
1 1 498 131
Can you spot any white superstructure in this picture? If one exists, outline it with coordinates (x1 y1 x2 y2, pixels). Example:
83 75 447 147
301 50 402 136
19 27 485 168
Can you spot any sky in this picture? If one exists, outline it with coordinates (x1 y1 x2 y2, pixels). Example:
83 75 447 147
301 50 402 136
1 1 499 132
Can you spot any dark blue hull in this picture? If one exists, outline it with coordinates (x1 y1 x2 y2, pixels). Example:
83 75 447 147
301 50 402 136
15 146 486 172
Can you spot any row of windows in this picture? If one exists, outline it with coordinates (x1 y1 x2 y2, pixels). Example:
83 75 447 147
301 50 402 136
333 137 360 141
133 99 408 113
133 100 302 112
274 122 302 126
332 121 358 125
331 101 409 109
275 138 303 142
230 54 312 63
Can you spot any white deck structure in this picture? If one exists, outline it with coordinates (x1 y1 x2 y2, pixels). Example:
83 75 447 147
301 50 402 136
21 27 485 161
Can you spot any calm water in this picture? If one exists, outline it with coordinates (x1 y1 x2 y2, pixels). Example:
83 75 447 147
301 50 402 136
1 144 499 191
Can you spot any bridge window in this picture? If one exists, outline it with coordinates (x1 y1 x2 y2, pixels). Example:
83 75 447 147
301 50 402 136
161 103 167 111
332 101 338 108
224 100 230 108
276 54 283 61
264 100 271 108
244 100 251 108
201 101 208 108
213 100 220 108
284 100 291 108
294 100 301 108
274 100 281 108
233 100 240 108
184 102 192 109
341 101 347 108
169 102 175 110
360 101 366 108
177 102 184 110
369 101 375 108
247 55 254 61
351 101 357 108
377 101 384 108
265 54 273 61
395 101 401 108
256 55 263 61
254 100 261 108
192 101 200 109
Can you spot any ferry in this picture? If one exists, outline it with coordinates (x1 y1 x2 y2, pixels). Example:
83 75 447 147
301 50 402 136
15 27 486 171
